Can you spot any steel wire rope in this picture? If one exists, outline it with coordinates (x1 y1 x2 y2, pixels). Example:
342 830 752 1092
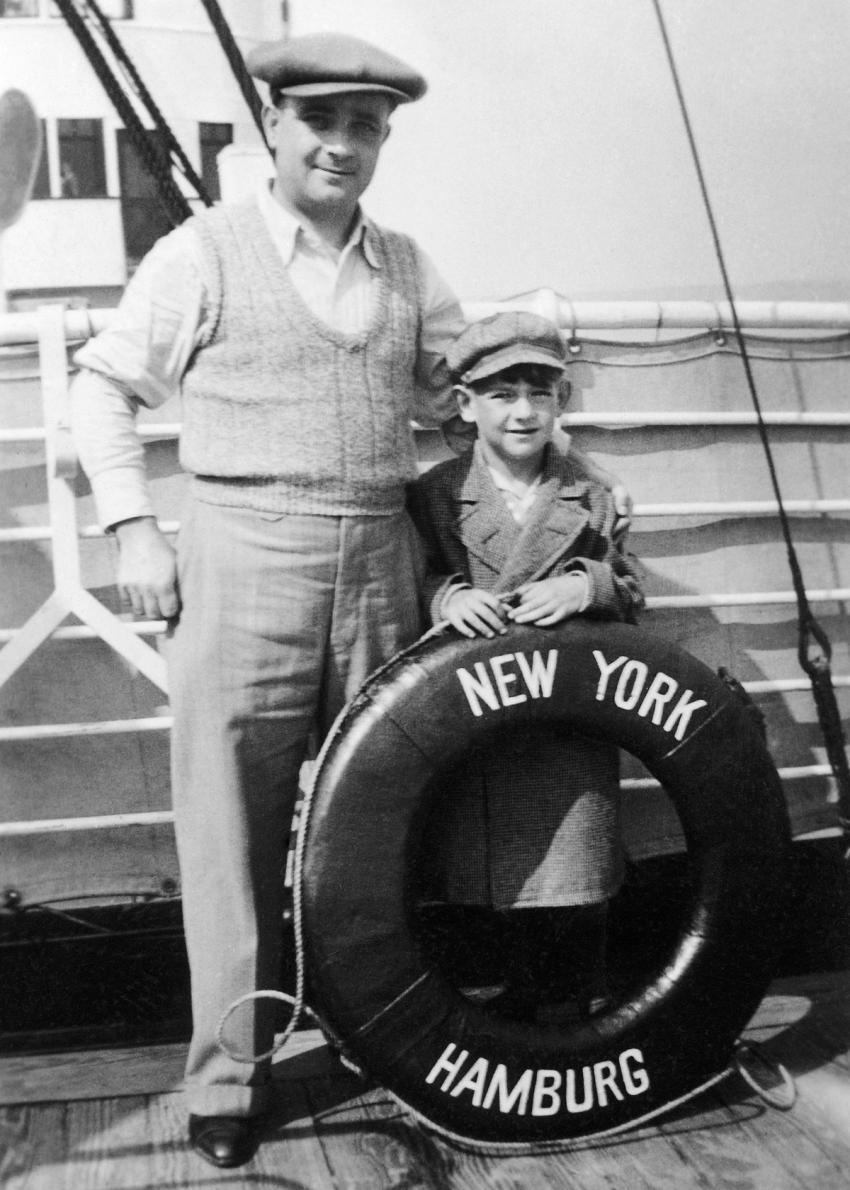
197 0 271 153
651 0 850 855
54 0 192 226
80 0 214 206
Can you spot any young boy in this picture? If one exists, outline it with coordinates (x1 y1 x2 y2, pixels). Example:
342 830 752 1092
408 310 644 1020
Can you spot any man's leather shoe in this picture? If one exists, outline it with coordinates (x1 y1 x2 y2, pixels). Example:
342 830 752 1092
188 1114 260 1168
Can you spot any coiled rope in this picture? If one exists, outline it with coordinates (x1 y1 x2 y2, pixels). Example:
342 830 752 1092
652 0 850 859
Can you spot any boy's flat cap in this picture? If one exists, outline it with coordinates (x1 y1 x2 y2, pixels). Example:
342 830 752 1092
448 312 567 385
246 32 427 103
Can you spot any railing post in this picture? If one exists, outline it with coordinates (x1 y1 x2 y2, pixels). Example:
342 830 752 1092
0 304 169 694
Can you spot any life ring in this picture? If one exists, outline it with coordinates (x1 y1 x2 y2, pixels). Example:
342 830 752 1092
300 620 791 1146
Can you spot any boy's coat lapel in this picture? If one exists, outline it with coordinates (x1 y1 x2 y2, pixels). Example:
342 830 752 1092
450 446 591 591
452 455 519 580
500 481 590 589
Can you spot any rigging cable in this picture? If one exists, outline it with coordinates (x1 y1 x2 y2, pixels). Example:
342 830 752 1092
81 0 214 206
651 0 850 858
54 0 192 226
197 0 271 153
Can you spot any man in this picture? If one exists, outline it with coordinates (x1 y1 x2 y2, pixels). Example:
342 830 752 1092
71 32 627 1168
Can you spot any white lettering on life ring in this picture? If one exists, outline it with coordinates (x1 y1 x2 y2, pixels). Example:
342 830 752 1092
592 650 708 741
453 645 707 742
455 649 559 717
425 1043 651 1117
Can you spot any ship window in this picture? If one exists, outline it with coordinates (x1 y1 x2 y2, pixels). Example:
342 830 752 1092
199 122 233 202
0 0 39 16
30 119 50 199
49 0 133 15
58 118 107 198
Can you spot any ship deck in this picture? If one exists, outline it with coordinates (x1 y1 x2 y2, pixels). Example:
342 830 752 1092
2 968 849 1190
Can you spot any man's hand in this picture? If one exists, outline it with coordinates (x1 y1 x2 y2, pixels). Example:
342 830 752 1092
113 516 179 620
507 573 587 627
443 587 508 638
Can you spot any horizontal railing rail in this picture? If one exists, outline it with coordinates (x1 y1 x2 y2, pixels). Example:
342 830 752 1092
2 588 848 647
2 501 847 547
0 761 838 838
6 410 850 445
4 298 850 346
2 673 847 746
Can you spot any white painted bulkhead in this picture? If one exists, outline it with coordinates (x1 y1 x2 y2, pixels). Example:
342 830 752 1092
0 0 278 295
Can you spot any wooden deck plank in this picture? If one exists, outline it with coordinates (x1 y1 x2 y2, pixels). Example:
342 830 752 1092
764 1050 850 1163
661 1085 844 1190
65 1098 169 1190
1 1076 847 1190
1 969 849 1189
252 1079 343 1189
289 1069 728 1190
0 1102 65 1190
301 1075 455 1190
0 1042 186 1105
0 1029 335 1106
717 1085 850 1188
662 1116 800 1190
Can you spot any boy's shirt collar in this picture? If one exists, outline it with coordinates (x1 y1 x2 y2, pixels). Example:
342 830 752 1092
488 465 543 500
485 455 544 525
474 439 558 492
458 440 586 506
257 180 381 268
485 466 540 523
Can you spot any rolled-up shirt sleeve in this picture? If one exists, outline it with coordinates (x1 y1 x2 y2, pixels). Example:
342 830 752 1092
71 224 209 529
411 244 466 428
70 374 156 527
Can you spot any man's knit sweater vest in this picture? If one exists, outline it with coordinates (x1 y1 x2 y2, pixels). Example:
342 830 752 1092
180 200 422 516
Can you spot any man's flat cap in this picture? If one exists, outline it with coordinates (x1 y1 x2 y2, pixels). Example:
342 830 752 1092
246 32 427 104
448 312 567 385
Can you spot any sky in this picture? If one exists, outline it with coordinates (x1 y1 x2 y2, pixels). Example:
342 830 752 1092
289 0 850 302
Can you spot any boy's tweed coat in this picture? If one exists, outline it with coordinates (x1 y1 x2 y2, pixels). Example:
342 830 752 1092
408 442 644 908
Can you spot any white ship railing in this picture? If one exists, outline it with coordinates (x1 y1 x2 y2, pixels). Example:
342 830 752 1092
0 305 168 697
1 300 848 839
3 297 850 344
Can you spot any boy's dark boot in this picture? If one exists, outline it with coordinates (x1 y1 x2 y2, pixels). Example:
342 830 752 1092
498 904 610 1021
